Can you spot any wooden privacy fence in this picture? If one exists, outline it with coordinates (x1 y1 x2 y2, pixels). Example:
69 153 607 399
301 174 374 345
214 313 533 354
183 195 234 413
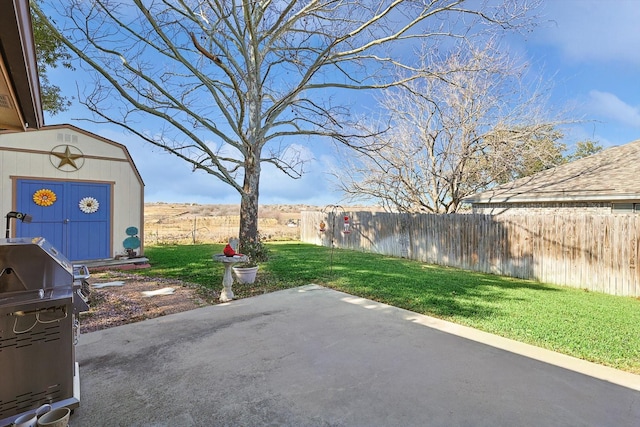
300 211 640 297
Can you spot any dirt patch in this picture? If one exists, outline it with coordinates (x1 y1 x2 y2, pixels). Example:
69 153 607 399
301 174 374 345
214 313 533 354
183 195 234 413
80 271 218 333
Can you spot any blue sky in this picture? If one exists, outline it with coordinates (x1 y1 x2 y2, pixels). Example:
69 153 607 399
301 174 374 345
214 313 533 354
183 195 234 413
45 0 640 206
521 1 640 146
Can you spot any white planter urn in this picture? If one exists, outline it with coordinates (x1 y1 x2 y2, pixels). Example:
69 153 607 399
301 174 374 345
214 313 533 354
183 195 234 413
232 266 259 284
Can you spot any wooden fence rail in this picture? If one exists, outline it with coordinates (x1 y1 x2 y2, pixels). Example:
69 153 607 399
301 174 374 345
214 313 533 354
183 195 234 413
300 211 640 297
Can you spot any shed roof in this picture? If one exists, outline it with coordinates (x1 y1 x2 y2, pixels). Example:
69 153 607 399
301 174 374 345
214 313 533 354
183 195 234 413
463 139 640 204
42 124 145 187
0 123 145 188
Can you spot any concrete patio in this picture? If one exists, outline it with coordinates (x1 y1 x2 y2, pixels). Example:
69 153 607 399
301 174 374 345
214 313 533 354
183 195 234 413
72 284 640 426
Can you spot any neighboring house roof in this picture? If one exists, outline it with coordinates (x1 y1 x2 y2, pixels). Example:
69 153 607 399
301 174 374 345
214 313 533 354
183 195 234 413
463 139 640 204
0 0 43 131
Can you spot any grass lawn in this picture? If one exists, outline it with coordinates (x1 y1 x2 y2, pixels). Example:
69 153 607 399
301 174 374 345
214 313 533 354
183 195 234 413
134 242 640 374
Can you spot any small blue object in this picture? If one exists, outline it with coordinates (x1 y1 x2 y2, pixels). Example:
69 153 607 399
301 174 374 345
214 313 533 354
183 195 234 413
123 236 141 250
126 226 139 236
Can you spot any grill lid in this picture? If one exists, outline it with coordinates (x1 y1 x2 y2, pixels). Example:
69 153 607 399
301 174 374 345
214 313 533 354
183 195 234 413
0 237 73 296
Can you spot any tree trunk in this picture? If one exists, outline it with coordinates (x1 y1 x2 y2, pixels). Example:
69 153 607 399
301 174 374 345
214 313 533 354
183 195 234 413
239 151 261 247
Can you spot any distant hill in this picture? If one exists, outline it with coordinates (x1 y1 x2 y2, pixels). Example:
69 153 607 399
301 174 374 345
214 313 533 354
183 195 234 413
143 202 381 245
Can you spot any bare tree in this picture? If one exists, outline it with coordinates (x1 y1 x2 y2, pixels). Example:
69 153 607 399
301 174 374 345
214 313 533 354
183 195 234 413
335 41 566 213
32 0 539 246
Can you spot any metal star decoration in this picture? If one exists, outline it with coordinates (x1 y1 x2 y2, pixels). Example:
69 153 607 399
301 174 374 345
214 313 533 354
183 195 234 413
50 145 84 170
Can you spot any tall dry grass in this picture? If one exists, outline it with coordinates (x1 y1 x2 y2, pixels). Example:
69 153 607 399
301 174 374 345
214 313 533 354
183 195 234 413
144 202 307 245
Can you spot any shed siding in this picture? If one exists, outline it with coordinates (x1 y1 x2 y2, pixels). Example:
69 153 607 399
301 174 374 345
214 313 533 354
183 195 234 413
1 128 129 159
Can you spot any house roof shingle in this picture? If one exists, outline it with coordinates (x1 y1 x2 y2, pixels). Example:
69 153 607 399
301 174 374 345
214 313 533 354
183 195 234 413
463 139 640 204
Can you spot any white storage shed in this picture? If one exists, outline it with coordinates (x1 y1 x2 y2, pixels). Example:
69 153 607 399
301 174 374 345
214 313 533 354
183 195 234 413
0 124 144 261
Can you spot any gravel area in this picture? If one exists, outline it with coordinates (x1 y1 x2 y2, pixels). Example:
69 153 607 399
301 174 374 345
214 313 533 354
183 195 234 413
80 271 218 333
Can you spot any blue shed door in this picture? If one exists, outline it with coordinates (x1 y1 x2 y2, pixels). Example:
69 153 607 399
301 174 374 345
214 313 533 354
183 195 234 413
16 179 111 261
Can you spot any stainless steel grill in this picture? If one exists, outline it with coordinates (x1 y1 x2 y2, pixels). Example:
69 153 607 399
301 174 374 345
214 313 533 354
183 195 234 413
0 237 89 426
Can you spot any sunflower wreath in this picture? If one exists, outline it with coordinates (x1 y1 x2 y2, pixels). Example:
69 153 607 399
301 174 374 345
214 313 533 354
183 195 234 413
79 197 100 214
33 188 57 207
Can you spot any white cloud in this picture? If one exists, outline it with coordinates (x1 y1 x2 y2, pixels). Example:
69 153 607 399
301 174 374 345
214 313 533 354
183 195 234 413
535 1 640 65
540 0 640 64
260 148 344 205
97 126 344 204
588 90 640 128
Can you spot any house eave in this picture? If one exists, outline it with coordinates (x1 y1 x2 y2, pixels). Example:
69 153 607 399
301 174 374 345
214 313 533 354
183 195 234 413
463 192 640 205
0 0 44 131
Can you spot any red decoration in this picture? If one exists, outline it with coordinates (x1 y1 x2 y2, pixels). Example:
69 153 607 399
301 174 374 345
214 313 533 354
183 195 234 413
343 216 351 234
223 244 236 257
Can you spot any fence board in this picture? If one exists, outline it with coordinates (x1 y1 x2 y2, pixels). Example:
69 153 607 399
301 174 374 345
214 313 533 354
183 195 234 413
301 211 640 297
